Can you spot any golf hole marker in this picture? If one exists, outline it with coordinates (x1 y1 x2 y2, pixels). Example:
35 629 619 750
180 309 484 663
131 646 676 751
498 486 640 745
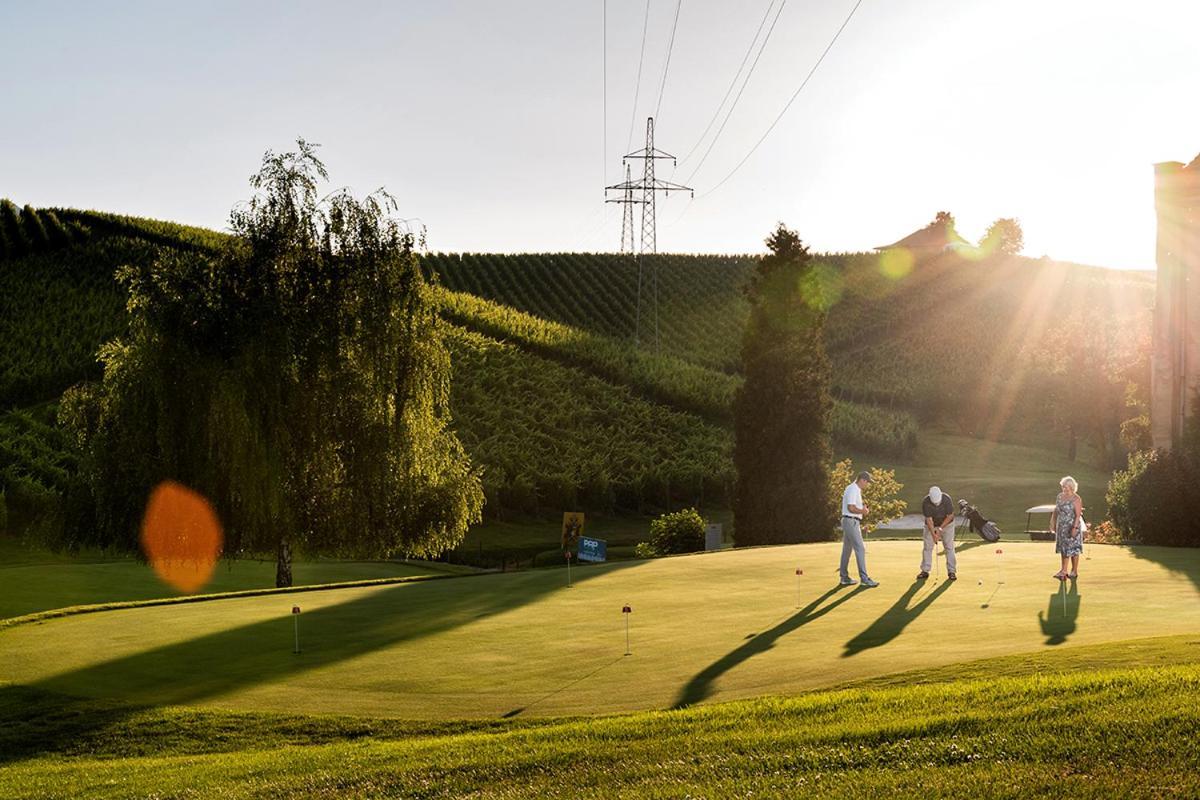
795 567 803 607
622 604 632 656
996 548 1004 585
292 605 301 654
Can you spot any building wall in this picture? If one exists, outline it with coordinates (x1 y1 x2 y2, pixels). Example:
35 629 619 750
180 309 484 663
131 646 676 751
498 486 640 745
1151 158 1200 449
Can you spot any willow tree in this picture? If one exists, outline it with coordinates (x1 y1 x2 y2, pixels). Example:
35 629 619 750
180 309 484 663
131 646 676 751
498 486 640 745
732 223 833 545
68 140 483 584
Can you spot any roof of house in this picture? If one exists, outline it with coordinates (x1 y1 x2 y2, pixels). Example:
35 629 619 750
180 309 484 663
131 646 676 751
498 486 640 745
876 219 969 252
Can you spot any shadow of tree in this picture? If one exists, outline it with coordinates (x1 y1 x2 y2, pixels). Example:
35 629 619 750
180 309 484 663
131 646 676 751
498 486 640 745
0 562 627 763
1127 544 1200 593
1038 578 1080 645
842 580 952 657
672 584 866 709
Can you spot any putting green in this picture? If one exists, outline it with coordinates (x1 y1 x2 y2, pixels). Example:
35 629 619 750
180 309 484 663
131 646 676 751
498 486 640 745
1 541 1196 719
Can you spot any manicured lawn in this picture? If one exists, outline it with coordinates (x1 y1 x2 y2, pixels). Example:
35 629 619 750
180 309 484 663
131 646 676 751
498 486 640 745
2 645 1198 799
3 541 1196 720
0 537 447 621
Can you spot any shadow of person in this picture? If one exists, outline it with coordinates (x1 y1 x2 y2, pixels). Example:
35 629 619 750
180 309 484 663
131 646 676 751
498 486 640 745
1038 578 1080 645
672 584 866 709
841 579 952 658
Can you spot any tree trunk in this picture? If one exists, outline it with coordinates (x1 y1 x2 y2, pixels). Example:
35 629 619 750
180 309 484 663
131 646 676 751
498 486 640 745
275 539 293 588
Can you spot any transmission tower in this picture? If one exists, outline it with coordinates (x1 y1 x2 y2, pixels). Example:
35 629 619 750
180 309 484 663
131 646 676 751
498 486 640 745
605 163 642 254
604 116 692 349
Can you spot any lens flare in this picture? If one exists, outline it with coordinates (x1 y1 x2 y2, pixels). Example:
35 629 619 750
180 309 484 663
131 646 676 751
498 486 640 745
140 480 223 594
878 248 914 280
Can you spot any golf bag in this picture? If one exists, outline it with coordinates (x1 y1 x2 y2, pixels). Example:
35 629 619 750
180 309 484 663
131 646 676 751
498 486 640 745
958 499 1001 543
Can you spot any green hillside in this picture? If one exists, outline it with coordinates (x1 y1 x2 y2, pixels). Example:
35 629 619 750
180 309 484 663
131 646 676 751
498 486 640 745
0 202 1152 544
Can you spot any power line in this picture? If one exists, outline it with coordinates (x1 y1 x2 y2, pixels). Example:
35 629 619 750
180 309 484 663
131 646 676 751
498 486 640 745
682 0 787 186
626 0 653 153
677 0 777 166
701 0 865 198
653 0 684 120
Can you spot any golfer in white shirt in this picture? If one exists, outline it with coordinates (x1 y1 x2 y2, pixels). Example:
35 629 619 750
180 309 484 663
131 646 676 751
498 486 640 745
839 471 879 587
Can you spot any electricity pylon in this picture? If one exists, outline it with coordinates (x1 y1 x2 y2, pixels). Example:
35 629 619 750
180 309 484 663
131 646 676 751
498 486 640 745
605 163 642 254
604 117 692 349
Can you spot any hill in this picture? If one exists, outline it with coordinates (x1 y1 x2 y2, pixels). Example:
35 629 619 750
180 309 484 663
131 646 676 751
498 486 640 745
0 202 1152 545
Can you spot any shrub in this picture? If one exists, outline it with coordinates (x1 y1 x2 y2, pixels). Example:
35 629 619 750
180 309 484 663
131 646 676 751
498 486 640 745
1105 448 1200 547
640 507 706 556
828 459 907 535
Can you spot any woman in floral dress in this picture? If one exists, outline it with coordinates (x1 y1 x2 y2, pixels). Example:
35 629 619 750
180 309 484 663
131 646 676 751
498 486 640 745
1049 476 1084 580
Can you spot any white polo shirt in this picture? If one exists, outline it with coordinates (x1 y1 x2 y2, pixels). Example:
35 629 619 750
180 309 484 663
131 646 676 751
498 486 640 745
841 482 863 519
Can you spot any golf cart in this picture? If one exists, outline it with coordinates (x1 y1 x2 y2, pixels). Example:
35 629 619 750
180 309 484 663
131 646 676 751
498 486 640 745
1024 504 1057 541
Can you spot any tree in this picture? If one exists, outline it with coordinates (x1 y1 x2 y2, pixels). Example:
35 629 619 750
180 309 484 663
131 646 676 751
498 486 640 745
733 223 833 545
828 460 906 534
980 217 1024 255
66 140 483 585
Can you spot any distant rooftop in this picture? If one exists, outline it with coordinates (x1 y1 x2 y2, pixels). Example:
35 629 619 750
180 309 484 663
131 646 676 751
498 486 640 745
876 219 969 252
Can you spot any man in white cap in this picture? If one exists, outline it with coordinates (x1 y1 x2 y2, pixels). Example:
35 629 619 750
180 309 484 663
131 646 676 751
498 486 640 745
919 486 957 581
839 471 879 587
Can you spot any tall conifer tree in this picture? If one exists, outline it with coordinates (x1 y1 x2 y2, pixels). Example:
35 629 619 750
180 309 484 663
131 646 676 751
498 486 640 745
733 224 833 545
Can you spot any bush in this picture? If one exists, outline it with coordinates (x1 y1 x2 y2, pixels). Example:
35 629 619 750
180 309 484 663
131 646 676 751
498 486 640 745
1105 448 1200 546
639 507 706 557
828 459 907 535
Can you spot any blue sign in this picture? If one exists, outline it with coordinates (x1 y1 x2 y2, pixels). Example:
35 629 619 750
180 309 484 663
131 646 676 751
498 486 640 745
578 536 607 563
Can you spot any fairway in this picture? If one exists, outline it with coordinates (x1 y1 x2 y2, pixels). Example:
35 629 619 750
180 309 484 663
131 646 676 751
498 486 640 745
0 547 448 622
3 541 1197 719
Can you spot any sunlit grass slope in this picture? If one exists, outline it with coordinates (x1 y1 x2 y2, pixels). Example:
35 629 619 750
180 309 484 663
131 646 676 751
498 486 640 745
2 541 1196 720
2 640 1198 799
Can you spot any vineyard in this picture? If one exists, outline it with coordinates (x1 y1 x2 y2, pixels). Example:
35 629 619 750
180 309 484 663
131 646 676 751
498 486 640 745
446 326 733 512
424 251 754 372
0 405 74 533
0 201 1152 534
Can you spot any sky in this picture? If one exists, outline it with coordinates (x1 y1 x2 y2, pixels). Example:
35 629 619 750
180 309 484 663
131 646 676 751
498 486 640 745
2 0 1198 269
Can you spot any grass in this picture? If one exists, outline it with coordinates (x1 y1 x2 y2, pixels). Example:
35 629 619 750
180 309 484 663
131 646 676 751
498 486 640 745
2 541 1196 720
2 643 1198 798
846 429 1115 538
0 538 449 621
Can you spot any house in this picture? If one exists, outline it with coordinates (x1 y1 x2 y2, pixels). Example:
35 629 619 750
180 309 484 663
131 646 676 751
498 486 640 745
875 217 970 258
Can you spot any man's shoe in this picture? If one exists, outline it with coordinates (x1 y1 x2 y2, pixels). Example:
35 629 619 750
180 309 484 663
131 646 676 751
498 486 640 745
860 578 880 588
947 572 957 581
839 577 858 586
917 571 929 579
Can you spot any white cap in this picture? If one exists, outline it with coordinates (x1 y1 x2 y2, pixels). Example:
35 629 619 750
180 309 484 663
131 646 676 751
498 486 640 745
929 486 943 504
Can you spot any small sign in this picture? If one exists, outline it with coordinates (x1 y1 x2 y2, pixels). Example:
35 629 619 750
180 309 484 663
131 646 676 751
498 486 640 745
622 605 632 614
291 606 301 615
704 523 723 551
561 512 585 554
578 536 607 563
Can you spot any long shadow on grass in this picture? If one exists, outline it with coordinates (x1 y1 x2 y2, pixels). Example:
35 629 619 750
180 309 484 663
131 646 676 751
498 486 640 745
0 561 629 763
841 579 952 657
1038 578 1080 645
672 584 866 709
1127 544 1200 592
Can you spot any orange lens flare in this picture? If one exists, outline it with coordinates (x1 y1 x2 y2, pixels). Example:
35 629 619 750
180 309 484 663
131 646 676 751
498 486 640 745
140 481 223 594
